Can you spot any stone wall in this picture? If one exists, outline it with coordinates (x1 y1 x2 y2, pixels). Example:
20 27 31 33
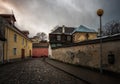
50 35 120 73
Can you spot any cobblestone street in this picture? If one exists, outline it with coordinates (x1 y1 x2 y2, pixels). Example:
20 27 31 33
0 58 86 84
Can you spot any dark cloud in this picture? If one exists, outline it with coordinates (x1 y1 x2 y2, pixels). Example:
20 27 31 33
0 0 120 37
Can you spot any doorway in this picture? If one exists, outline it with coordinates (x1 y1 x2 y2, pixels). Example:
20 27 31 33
21 49 25 59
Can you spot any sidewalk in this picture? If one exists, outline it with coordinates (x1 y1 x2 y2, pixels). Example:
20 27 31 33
46 58 120 84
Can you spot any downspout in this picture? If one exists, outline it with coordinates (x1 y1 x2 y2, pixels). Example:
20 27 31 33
7 28 9 62
6 28 9 62
2 41 4 64
5 28 7 63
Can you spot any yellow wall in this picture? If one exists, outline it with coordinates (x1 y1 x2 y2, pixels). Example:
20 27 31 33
4 26 32 61
73 32 97 43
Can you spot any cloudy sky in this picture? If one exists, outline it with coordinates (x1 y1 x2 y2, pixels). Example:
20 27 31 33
0 0 120 37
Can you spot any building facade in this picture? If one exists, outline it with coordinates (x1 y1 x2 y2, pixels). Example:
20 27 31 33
30 36 40 43
49 25 97 48
49 25 75 48
72 25 98 43
0 14 32 63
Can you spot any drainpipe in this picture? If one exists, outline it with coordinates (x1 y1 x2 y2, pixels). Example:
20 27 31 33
7 28 9 62
2 42 4 64
6 28 9 62
5 29 7 63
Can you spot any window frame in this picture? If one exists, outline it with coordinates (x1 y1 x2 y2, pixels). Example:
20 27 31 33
22 38 24 45
13 48 17 55
14 34 17 42
57 35 61 41
67 35 71 41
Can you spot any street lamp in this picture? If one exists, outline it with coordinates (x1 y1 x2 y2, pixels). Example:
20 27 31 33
97 9 104 73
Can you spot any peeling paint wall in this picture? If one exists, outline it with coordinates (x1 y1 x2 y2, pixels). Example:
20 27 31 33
51 40 120 73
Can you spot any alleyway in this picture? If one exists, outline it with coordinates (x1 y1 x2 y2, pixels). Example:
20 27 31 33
0 58 86 84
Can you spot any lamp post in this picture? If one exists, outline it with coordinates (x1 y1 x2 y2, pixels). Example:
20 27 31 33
97 9 104 73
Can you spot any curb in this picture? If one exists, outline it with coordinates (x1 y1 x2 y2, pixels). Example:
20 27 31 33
45 60 91 84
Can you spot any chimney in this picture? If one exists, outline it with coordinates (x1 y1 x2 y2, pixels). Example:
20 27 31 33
62 25 65 33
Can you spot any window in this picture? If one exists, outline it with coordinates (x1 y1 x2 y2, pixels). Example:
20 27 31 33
26 40 27 46
67 36 71 41
51 44 56 48
57 35 61 41
13 48 17 55
14 34 17 42
22 39 24 45
86 33 89 40
57 44 62 47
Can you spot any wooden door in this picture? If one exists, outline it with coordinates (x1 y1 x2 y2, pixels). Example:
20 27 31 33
21 49 25 59
29 50 31 57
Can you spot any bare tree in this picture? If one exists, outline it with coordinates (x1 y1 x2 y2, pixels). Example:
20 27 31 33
102 20 120 36
36 32 47 41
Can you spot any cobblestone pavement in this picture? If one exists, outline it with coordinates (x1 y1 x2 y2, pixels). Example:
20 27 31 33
0 58 86 84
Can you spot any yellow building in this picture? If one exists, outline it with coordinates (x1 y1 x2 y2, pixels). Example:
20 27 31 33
72 25 98 43
0 14 32 63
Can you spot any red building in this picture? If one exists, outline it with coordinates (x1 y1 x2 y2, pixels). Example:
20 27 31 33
32 41 49 58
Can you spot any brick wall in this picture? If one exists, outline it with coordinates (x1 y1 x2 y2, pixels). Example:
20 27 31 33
50 35 120 73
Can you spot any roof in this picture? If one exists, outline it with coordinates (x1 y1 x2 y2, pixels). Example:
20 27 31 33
50 26 75 35
12 25 32 42
22 30 29 34
72 25 96 33
22 30 29 37
0 15 32 42
0 14 16 21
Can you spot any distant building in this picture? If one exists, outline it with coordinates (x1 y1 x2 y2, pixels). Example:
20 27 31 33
0 14 32 63
72 25 98 43
49 25 75 48
49 25 98 48
30 36 40 43
32 41 49 58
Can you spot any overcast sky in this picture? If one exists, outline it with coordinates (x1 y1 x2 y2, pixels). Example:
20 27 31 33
0 0 120 37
